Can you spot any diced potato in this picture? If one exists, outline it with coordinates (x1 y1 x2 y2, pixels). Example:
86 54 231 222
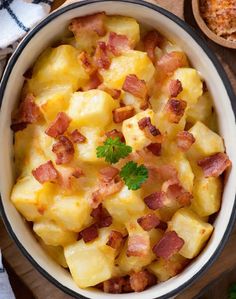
49 195 92 232
173 68 203 105
122 92 143 113
28 45 89 94
100 50 155 89
11 176 55 221
188 121 225 159
148 254 188 282
39 240 68 268
191 176 222 217
104 186 145 223
122 109 155 151
168 207 213 258
67 90 118 128
33 220 77 246
64 228 116 288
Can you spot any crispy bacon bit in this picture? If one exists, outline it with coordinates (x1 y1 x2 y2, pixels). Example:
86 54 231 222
99 166 119 183
82 71 102 91
127 234 150 257
69 12 106 37
103 277 125 294
90 203 112 228
197 152 231 177
79 224 98 243
106 230 123 249
155 165 178 181
156 51 188 75
162 179 192 206
106 129 125 142
94 41 111 69
138 116 161 137
32 161 58 184
146 143 162 156
11 94 41 132
72 167 84 178
52 136 74 165
177 131 195 152
69 129 86 144
152 231 184 260
113 105 135 123
57 167 84 189
143 30 163 62
78 51 96 74
157 220 168 231
122 74 148 100
130 270 157 292
23 68 33 79
137 213 160 231
169 79 183 97
45 112 71 138
165 98 187 124
144 191 166 210
98 84 121 99
107 32 131 56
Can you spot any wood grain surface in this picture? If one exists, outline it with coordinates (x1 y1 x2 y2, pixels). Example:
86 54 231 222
0 1 235 299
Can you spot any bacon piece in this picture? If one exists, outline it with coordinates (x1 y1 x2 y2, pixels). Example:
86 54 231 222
90 204 112 228
79 224 98 243
137 213 160 231
122 74 148 100
103 277 125 294
169 79 183 97
157 220 168 231
146 143 162 156
107 32 131 56
69 12 106 37
113 105 135 123
11 94 41 132
72 167 84 178
105 129 125 142
82 71 102 91
138 117 161 137
143 30 163 62
57 166 84 189
155 165 178 181
130 270 157 292
144 191 166 210
156 51 188 75
99 166 119 183
127 234 150 257
23 68 33 79
165 98 187 123
197 152 231 177
78 51 96 75
98 84 121 99
177 131 195 152
45 112 71 138
162 179 192 206
32 161 58 184
152 231 184 260
106 230 123 249
52 136 74 165
69 129 86 144
94 41 111 69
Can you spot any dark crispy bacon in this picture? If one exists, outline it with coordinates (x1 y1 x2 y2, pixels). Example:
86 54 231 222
69 12 106 37
169 79 183 97
45 112 71 138
106 230 123 249
52 136 74 165
69 129 86 143
99 166 119 183
113 105 135 123
156 51 188 75
103 277 125 294
138 117 161 137
137 213 160 231
127 234 150 257
78 51 96 74
130 270 157 292
144 191 166 210
11 94 41 132
90 204 112 228
165 98 187 123
152 231 184 260
197 152 231 177
94 41 111 69
107 32 131 56
122 74 148 100
143 30 163 62
79 224 98 243
177 131 195 152
82 71 102 91
98 84 121 99
105 129 125 142
146 143 162 156
162 179 192 206
32 161 58 184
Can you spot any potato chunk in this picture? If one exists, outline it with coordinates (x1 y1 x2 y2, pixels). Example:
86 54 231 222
67 90 118 128
168 207 213 258
100 50 155 89
39 240 68 268
191 176 222 217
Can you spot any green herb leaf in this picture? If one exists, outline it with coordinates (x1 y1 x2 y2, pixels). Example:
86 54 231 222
120 161 148 190
96 137 132 164
229 284 236 299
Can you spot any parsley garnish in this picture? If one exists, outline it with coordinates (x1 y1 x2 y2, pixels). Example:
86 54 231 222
96 137 132 164
120 161 148 190
229 284 236 299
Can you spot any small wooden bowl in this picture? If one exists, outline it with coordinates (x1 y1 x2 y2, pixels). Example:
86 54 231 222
192 0 236 49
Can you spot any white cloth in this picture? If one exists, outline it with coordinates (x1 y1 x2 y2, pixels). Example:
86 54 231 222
0 250 15 299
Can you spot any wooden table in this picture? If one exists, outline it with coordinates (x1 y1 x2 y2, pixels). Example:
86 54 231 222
1 1 235 298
